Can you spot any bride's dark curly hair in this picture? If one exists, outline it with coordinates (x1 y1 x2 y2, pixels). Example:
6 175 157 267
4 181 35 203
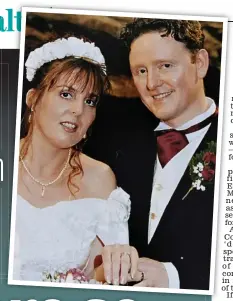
20 34 110 195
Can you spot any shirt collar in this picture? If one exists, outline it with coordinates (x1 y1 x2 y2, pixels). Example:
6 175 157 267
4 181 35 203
154 97 216 132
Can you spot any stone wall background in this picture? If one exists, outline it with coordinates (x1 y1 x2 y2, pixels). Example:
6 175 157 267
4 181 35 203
24 12 223 99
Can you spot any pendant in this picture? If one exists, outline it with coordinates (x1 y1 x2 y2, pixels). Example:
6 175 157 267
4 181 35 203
41 186 45 197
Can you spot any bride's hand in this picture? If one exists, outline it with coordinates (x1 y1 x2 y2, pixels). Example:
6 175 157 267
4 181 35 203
102 244 140 285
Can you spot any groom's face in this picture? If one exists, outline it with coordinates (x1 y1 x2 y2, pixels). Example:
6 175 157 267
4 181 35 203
129 31 207 127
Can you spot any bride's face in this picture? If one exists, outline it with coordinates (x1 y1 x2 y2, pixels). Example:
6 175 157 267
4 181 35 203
29 71 99 149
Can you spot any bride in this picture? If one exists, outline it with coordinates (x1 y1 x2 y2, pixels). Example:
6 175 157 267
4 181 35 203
12 35 132 284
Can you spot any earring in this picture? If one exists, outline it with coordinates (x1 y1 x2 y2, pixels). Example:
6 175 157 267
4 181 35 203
28 106 34 123
83 133 87 139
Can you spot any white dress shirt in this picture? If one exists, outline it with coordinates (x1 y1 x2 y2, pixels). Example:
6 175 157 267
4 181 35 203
148 97 216 288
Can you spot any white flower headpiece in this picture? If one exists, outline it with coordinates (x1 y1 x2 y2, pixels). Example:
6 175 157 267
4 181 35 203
25 37 107 82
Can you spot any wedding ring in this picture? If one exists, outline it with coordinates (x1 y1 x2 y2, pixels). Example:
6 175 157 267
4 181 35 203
121 251 131 257
121 252 131 263
121 252 131 272
140 271 145 282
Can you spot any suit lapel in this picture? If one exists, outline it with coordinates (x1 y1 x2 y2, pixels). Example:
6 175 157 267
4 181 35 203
114 127 157 252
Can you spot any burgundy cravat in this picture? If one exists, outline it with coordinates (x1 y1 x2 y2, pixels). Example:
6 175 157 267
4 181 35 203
156 110 218 168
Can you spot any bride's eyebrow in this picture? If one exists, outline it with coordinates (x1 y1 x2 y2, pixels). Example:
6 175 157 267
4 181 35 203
88 92 99 98
56 85 76 92
56 86 99 98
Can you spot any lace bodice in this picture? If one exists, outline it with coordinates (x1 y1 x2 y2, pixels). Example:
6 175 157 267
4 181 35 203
12 188 130 281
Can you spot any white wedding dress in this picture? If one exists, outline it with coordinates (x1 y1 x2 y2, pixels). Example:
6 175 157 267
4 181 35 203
12 187 130 282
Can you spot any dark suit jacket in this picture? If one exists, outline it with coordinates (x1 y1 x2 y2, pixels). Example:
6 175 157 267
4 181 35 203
84 98 218 290
145 117 218 290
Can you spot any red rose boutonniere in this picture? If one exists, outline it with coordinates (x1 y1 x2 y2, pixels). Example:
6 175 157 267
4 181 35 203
182 141 216 200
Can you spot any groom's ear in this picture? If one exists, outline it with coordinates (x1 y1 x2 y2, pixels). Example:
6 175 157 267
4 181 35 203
195 49 209 79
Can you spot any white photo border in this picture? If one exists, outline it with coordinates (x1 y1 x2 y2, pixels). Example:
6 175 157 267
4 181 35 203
7 5 228 296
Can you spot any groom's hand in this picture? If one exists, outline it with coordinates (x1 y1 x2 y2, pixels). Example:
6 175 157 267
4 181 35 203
134 257 169 288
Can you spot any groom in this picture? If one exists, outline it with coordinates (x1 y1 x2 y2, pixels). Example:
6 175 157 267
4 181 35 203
85 18 219 290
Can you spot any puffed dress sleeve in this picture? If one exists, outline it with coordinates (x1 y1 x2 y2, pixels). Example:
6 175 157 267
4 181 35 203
96 187 131 245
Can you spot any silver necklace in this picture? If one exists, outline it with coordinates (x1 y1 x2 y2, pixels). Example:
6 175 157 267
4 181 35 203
20 148 72 197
